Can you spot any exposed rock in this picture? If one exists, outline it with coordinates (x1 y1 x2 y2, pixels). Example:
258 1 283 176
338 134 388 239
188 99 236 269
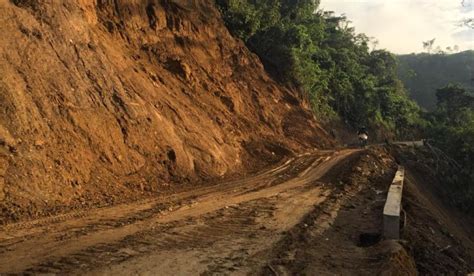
0 0 333 222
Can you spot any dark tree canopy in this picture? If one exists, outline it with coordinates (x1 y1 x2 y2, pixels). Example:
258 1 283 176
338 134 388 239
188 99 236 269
216 0 423 136
216 0 473 213
397 51 474 110
427 84 474 212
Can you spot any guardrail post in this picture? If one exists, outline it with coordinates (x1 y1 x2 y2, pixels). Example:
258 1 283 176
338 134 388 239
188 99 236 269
383 166 405 239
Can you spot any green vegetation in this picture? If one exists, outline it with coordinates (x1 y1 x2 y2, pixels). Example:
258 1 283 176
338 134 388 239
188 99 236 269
398 51 474 110
216 0 423 136
426 84 474 212
216 1 473 213
397 51 474 211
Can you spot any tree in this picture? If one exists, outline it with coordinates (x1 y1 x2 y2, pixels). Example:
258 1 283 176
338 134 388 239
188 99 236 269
436 84 474 114
370 38 379 51
217 0 423 136
423 38 436 53
397 50 474 110
427 84 474 212
434 46 445 55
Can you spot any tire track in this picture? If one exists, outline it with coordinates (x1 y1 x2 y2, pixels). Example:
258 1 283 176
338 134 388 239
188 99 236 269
0 150 357 274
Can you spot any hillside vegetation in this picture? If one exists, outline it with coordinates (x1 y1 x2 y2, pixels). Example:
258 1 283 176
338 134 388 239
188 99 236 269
426 84 474 212
398 51 474 110
397 51 474 212
216 1 473 213
216 0 423 138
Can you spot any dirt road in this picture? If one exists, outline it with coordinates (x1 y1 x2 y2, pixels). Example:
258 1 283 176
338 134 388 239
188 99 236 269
0 149 383 275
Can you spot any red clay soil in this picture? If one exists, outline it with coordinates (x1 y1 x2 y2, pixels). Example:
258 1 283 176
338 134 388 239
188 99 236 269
0 0 334 223
261 146 473 275
0 148 420 275
260 147 418 275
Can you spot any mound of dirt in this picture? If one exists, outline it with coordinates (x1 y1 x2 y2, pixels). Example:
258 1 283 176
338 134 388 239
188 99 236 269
0 0 333 223
261 147 414 275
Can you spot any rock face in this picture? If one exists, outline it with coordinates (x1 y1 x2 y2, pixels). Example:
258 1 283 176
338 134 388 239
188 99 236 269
0 0 333 222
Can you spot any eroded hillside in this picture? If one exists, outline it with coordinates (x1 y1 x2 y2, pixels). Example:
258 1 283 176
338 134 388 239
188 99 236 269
0 0 333 223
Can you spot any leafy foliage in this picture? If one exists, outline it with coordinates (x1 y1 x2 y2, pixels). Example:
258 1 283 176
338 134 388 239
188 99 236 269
397 51 474 110
427 84 474 212
216 0 423 136
216 0 472 213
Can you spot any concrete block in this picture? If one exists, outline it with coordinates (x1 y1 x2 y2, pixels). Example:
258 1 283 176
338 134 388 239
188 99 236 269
383 166 405 239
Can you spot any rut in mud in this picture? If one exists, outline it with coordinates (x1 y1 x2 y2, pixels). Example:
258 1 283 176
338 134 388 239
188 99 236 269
2 0 473 274
1 150 361 274
1 147 473 274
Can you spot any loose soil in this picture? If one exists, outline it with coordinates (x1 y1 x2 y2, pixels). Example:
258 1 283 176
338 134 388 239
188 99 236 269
1 0 473 274
0 0 333 224
0 149 349 274
0 147 472 274
401 168 474 274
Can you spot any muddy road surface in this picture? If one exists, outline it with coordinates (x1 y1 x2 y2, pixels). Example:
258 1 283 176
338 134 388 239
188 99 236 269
0 149 385 275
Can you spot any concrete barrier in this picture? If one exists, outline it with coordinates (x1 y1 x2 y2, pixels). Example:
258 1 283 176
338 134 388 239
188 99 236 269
393 140 424 147
383 166 405 239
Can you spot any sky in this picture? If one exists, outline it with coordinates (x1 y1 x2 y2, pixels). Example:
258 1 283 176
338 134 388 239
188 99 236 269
319 0 474 54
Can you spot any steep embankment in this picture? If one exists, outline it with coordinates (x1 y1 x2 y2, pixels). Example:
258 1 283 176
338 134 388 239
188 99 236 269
0 0 332 223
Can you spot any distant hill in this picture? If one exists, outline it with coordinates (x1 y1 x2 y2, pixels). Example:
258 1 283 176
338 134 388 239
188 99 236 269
397 51 474 110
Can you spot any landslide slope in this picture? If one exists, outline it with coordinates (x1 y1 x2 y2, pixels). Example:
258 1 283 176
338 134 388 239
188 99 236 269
0 0 332 223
